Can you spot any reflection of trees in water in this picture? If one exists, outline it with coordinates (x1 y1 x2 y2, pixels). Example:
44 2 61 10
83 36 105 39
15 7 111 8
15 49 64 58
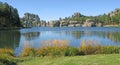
22 32 40 40
85 31 120 43
72 31 82 39
0 31 20 48
70 31 120 43
31 30 120 43
101 32 120 43
52 31 82 39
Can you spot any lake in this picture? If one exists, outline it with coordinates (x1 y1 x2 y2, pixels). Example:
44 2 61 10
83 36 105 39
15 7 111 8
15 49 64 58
0 27 120 56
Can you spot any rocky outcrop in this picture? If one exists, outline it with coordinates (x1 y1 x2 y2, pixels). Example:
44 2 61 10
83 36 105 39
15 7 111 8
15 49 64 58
46 20 81 27
47 20 60 27
21 13 40 27
83 19 96 27
60 20 69 27
40 20 46 27
96 23 103 27
68 21 81 27
108 8 120 17
75 24 81 27
68 24 75 27
82 19 103 27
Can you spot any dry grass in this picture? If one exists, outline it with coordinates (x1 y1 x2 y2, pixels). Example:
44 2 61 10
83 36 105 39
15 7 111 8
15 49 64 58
21 39 120 57
79 40 101 55
0 48 13 55
21 40 70 57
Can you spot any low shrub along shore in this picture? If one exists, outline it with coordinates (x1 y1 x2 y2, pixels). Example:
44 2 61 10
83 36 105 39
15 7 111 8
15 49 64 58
0 48 120 65
0 40 120 65
20 40 120 57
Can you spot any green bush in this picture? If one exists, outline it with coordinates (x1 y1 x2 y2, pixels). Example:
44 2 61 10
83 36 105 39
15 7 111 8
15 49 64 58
65 47 78 56
0 48 13 56
0 53 17 65
101 46 120 54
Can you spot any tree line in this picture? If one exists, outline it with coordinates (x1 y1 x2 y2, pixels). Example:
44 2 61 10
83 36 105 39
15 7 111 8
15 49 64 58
0 1 22 27
60 9 120 25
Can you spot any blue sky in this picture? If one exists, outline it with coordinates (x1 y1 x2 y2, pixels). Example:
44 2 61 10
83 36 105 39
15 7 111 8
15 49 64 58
0 0 120 21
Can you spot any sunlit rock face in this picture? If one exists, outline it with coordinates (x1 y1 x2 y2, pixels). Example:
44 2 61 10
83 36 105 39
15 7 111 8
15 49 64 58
83 19 96 27
21 13 41 27
108 8 120 17
59 20 69 27
68 21 81 27
96 23 103 27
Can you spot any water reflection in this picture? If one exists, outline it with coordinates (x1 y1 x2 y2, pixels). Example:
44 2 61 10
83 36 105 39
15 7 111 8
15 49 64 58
1 27 120 53
84 31 120 43
0 30 20 48
22 32 40 40
71 31 120 44
52 31 120 45
72 31 82 39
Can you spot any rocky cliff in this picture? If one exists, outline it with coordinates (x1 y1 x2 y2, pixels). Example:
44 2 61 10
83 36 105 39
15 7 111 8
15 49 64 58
108 8 120 17
83 19 103 27
21 13 41 27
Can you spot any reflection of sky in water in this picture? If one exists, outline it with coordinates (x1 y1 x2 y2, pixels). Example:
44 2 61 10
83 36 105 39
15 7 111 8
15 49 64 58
14 27 120 56
19 30 120 47
80 36 119 46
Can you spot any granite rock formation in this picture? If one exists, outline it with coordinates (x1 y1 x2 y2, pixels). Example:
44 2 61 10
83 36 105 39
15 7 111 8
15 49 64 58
83 19 96 27
21 13 40 27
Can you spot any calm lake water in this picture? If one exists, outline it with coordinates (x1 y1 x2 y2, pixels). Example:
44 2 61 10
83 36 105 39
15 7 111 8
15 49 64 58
0 27 120 55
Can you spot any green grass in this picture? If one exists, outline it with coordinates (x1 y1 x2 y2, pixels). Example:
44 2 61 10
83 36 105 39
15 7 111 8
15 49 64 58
18 54 120 65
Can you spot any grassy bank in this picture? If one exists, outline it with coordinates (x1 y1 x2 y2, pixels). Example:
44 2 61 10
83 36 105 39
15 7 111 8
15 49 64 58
0 40 120 65
0 53 120 65
18 54 120 65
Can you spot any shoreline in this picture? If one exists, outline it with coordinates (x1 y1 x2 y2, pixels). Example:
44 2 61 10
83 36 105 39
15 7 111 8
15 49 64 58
0 27 21 31
0 27 31 31
0 25 120 31
103 25 120 27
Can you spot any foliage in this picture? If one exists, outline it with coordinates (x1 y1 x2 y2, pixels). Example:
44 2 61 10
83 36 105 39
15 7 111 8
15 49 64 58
65 47 78 56
79 40 120 55
21 40 70 57
0 49 17 65
101 46 120 54
61 9 120 25
21 40 120 57
0 40 120 65
0 55 17 65
0 1 22 27
21 13 40 27
0 48 13 55
78 40 101 55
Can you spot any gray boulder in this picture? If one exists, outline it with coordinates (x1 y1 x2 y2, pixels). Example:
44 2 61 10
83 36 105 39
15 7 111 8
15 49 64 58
83 19 96 27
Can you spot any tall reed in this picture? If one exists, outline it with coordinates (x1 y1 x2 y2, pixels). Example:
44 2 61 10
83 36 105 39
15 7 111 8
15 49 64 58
21 39 120 57
78 40 101 55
